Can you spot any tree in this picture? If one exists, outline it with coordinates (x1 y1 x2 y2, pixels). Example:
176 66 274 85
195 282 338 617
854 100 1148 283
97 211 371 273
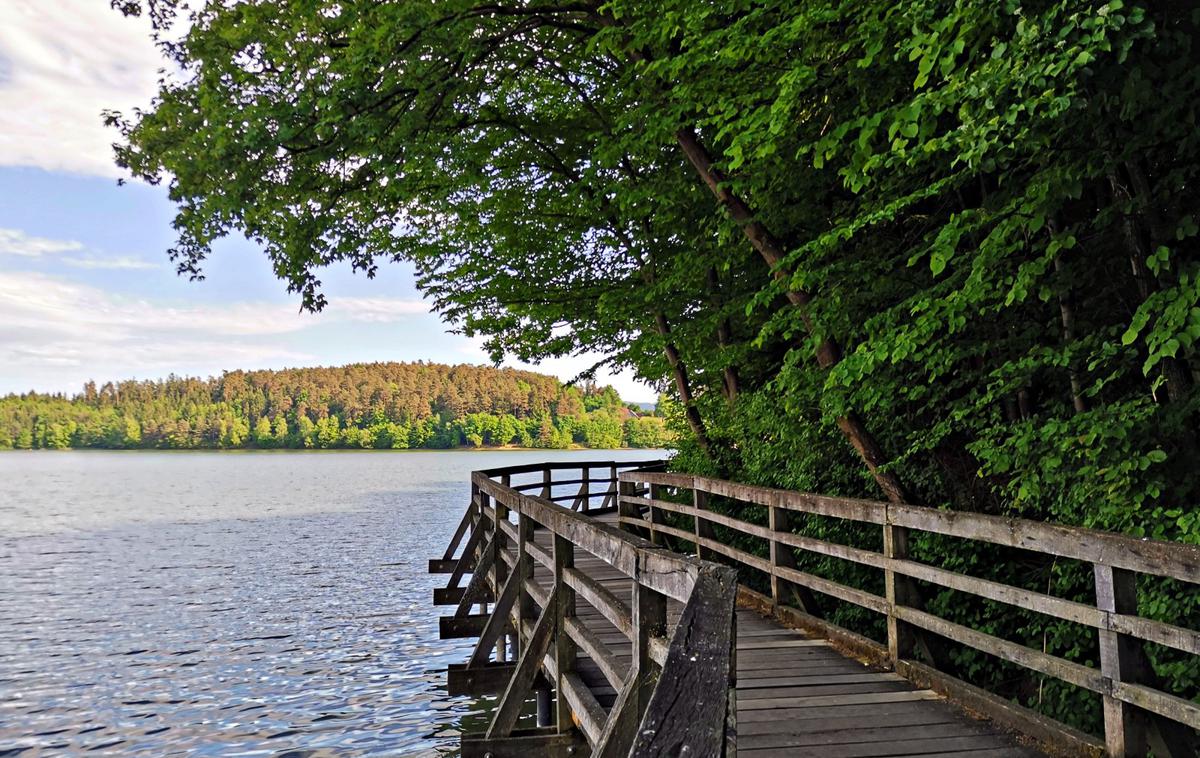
272 415 289 446
104 2 1200 733
252 416 273 447
122 416 142 446
624 416 669 448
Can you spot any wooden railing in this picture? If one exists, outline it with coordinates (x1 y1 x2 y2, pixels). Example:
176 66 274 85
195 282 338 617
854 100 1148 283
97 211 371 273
618 470 1200 758
431 460 738 757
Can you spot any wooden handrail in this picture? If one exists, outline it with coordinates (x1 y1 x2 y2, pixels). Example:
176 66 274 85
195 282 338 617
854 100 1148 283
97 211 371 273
437 459 737 757
619 470 1200 758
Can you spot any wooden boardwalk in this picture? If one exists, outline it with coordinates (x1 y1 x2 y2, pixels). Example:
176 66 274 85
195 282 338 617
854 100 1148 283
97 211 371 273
524 512 1040 757
433 460 1200 757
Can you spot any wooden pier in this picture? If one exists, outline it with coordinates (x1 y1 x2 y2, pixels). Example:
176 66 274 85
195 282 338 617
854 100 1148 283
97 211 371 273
429 460 1200 757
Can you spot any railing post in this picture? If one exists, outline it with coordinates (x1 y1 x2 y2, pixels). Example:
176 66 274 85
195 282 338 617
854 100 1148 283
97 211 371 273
648 482 663 546
1094 563 1148 757
618 476 639 535
553 534 576 731
498 473 512 662
608 463 618 508
580 465 590 513
769 499 791 607
516 511 536 656
542 467 552 499
477 489 493 616
633 580 667 713
884 521 916 666
694 487 714 560
489 490 508 661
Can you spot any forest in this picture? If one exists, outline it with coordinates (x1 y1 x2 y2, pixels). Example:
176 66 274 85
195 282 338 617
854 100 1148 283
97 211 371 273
106 0 1198 739
0 362 669 450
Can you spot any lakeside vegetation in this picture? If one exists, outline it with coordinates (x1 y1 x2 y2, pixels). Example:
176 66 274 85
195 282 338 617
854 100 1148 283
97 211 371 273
107 0 1199 736
0 362 670 451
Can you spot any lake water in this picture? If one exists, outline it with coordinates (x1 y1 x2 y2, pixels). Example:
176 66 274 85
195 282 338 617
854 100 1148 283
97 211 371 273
0 449 662 756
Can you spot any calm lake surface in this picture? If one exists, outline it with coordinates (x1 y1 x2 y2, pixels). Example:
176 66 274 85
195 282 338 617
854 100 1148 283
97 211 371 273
0 449 662 756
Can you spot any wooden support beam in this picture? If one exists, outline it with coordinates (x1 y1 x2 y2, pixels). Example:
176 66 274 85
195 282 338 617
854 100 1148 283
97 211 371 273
444 521 487 590
647 482 664 546
428 558 460 574
452 539 496 617
884 522 916 665
433 585 493 606
1095 564 1148 757
617 478 649 540
468 566 521 668
439 614 489 639
487 586 560 738
447 661 517 696
577 465 590 513
696 488 714 561
553 533 577 732
634 578 667 712
591 668 641 758
488 489 508 659
516 512 537 650
461 726 588 758
768 503 823 618
628 568 738 756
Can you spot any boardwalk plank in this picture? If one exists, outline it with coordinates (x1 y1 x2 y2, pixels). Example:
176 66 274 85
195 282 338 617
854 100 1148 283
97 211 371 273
739 722 1001 750
459 507 1039 757
739 734 1022 757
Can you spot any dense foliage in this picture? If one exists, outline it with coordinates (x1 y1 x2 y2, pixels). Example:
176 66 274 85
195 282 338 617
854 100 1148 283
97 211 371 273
110 0 1199 737
0 362 667 450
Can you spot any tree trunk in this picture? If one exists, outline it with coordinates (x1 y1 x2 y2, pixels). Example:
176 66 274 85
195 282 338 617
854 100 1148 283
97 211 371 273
652 311 713 457
707 267 741 404
1053 254 1088 414
675 126 909 503
1109 168 1191 403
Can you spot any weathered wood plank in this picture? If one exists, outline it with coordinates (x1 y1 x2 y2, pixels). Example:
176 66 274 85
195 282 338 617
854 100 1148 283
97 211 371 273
628 568 739 756
737 672 904 689
622 471 1200 584
736 689 941 711
447 661 517 696
894 605 1105 693
486 586 559 738
738 734 1026 757
738 639 828 650
439 613 489 639
739 721 1001 750
738 681 911 700
428 558 460 574
438 463 1131 758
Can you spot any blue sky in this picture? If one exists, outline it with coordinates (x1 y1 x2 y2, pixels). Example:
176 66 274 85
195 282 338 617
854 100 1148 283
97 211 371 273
0 2 654 400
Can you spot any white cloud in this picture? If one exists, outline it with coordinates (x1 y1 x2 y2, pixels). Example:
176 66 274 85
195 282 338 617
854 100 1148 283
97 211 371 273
0 272 436 393
0 227 83 257
61 255 160 270
325 296 429 322
0 2 162 177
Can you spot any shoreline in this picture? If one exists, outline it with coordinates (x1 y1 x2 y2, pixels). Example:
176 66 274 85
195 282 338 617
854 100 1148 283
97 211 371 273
0 445 669 454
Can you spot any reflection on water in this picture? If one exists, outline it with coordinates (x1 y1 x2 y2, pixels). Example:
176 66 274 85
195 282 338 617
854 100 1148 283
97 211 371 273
0 449 657 756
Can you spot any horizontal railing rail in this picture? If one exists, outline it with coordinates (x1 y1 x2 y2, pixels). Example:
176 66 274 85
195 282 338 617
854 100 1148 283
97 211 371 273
618 470 1200 758
432 460 738 757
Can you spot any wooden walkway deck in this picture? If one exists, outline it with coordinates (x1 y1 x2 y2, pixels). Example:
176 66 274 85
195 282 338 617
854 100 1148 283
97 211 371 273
525 512 1040 757
434 460 1200 757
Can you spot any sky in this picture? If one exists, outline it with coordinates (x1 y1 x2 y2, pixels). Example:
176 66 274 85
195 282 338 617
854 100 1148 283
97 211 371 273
0 2 655 401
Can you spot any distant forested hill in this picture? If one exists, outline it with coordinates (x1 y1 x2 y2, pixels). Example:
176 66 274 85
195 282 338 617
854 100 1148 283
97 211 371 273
0 362 670 451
